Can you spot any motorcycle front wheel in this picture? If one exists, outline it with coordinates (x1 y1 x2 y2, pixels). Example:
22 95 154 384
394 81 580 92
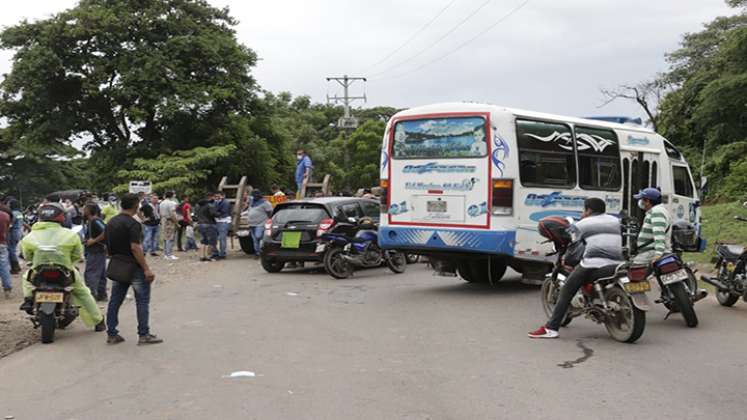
324 247 354 279
386 251 407 274
540 277 573 327
39 312 56 344
604 287 646 343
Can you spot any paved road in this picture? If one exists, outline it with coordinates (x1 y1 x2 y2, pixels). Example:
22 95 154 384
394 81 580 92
1 256 745 420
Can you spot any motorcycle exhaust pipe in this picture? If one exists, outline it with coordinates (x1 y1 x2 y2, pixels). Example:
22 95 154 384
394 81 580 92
700 275 728 291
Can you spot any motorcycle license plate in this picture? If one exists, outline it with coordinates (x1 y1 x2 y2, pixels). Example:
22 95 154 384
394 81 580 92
661 269 688 285
315 243 326 253
281 231 302 248
35 292 64 303
624 281 651 293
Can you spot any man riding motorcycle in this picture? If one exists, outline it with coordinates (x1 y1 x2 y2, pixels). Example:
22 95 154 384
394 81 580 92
20 203 105 331
528 198 623 339
633 188 669 264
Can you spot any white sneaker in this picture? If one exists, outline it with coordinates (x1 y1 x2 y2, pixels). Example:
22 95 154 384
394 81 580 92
528 326 559 339
169 255 179 261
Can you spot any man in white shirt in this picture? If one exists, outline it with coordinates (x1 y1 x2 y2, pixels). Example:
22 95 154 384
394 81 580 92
159 191 179 260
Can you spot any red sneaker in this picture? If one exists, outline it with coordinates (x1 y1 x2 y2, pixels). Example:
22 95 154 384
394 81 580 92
528 326 559 339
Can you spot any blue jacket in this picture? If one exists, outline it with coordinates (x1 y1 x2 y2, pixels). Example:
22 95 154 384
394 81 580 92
295 155 312 185
214 199 231 219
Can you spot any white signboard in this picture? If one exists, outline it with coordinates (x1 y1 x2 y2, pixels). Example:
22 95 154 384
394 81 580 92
129 180 152 194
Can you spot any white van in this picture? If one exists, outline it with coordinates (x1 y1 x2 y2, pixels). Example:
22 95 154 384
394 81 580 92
378 103 701 283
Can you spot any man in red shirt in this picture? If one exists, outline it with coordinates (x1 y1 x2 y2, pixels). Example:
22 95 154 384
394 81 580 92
0 205 14 297
177 194 192 252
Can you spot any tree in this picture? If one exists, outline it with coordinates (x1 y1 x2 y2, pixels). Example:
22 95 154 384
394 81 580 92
115 144 236 197
599 80 666 130
0 0 258 184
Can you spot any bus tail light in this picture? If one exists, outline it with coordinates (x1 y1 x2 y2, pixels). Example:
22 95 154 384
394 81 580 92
492 179 513 216
380 179 389 213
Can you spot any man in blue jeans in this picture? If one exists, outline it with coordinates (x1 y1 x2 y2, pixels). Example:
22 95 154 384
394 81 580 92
213 192 232 260
5 198 23 274
0 206 13 298
141 193 161 256
105 193 163 345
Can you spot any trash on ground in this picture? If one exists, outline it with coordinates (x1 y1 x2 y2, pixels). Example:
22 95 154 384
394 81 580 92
225 371 256 378
286 292 299 296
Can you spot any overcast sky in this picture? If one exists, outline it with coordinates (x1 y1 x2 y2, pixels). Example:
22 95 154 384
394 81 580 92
0 0 735 121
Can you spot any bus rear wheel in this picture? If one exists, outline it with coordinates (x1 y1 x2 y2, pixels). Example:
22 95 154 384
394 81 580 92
458 259 507 284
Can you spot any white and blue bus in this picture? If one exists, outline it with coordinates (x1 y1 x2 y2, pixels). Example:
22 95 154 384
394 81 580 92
378 103 701 284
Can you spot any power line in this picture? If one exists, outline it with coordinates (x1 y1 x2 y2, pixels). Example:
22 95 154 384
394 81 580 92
372 0 531 82
367 0 458 71
369 0 494 78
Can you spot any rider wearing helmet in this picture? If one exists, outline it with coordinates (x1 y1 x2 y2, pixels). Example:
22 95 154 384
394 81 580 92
19 203 105 331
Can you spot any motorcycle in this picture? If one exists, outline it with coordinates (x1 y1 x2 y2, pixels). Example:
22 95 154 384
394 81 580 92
320 217 407 279
701 215 747 307
538 216 650 343
24 246 79 344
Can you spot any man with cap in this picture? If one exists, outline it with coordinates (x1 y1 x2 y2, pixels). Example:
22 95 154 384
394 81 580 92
247 190 273 257
19 203 105 331
633 188 670 264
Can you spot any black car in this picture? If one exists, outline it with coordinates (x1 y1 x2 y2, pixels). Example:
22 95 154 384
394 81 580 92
260 197 380 273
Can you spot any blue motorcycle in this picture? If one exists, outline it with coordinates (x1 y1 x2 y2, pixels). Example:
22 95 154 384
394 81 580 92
320 217 407 279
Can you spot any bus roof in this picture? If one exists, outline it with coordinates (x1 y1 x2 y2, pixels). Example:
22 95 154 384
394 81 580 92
392 102 656 135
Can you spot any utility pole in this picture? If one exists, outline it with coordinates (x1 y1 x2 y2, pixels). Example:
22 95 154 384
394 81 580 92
326 75 367 190
326 75 367 130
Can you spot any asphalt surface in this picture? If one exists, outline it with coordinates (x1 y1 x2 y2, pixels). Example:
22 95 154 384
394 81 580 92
1 255 745 420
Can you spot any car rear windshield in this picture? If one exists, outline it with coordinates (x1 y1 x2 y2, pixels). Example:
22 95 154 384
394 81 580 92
273 204 329 225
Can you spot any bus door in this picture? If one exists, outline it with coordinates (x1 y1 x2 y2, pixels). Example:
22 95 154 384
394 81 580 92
621 151 659 222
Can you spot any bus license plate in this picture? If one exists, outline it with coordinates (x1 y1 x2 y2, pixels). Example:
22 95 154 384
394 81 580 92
35 292 64 303
624 281 651 293
427 200 447 213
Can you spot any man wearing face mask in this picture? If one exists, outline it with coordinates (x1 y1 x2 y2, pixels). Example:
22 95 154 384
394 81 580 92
295 148 313 199
633 188 670 264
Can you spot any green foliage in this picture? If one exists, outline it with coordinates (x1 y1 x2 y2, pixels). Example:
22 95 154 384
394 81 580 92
115 144 236 197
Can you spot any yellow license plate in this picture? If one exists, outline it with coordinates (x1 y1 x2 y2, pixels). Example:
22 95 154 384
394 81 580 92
624 281 651 293
35 292 64 303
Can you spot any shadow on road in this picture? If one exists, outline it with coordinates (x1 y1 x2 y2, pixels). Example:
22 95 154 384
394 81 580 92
418 279 539 296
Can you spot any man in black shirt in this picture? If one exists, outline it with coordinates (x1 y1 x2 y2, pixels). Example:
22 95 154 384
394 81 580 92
196 193 218 262
105 193 163 345
83 203 108 301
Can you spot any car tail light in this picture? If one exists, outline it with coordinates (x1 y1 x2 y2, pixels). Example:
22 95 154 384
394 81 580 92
264 218 273 237
317 218 335 237
491 179 513 216
380 179 389 213
628 265 649 282
41 270 62 281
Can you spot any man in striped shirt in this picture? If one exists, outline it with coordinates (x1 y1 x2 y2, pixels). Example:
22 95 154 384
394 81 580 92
633 188 670 263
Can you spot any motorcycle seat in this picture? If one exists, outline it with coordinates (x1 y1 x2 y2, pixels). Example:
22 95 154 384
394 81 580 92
717 245 744 261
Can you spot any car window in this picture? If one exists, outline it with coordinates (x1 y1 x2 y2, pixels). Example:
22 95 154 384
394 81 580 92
361 201 380 218
272 204 329 225
336 202 363 220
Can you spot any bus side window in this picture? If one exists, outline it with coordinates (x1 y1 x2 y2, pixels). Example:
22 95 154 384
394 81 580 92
516 119 576 188
622 158 630 211
575 126 621 191
673 166 694 197
651 161 658 188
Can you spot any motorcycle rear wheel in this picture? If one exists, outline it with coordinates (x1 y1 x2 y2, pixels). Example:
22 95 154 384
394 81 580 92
604 287 646 343
716 290 739 307
40 313 56 344
669 282 698 327
324 247 353 279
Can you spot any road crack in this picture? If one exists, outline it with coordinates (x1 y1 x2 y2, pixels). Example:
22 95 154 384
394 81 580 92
557 339 594 369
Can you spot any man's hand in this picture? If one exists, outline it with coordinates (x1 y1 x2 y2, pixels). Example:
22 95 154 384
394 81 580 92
652 255 662 263
144 269 156 283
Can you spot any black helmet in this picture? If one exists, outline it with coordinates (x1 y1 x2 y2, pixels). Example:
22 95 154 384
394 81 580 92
38 203 66 224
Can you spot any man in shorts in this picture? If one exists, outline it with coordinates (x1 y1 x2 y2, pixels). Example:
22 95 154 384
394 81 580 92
196 193 218 262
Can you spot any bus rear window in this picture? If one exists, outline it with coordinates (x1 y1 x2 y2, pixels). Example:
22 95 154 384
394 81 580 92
517 119 576 188
392 116 487 159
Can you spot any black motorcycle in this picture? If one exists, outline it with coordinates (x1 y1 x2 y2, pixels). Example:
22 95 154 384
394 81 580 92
701 215 747 307
319 217 407 279
23 248 79 344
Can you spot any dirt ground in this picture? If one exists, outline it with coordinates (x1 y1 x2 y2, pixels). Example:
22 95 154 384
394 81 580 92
0 245 226 359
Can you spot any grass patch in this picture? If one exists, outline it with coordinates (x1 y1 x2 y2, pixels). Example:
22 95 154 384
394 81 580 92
684 201 747 265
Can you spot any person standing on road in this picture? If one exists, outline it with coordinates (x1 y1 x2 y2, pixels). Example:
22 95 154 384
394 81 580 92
271 185 285 198
141 193 161 256
101 195 119 223
0 205 13 298
528 198 623 339
196 193 218 262
295 149 313 199
105 193 163 346
159 191 179 261
213 192 231 260
248 190 273 257
83 203 108 302
4 198 23 274
176 194 192 252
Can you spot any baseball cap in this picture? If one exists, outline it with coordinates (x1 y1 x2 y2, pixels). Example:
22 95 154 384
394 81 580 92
634 187 662 201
